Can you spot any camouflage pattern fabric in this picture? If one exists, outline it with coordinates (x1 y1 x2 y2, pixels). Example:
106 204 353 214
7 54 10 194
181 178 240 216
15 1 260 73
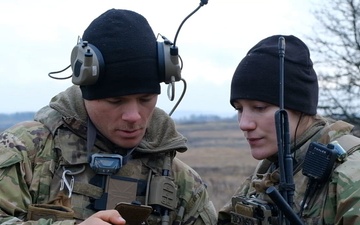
218 115 360 225
0 85 217 225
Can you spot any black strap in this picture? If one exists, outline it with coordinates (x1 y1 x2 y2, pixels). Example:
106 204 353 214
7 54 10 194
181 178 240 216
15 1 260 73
87 118 97 159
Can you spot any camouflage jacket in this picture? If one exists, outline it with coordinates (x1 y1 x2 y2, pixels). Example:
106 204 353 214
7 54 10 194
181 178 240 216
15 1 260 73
0 85 217 225
218 115 360 225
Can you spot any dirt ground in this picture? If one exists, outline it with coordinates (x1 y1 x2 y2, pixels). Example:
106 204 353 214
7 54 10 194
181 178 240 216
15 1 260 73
175 121 259 211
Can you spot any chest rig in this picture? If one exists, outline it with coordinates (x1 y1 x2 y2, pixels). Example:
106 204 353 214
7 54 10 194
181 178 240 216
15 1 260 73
44 120 179 224
230 134 360 225
50 154 178 223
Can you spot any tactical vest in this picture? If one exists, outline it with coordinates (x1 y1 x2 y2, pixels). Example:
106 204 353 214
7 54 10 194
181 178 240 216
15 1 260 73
27 125 179 224
230 134 360 225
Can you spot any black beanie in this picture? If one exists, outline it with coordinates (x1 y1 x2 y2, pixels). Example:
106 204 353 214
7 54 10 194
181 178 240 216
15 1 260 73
80 9 160 100
230 35 318 115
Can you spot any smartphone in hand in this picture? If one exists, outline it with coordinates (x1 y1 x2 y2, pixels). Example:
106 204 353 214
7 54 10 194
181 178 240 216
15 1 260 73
115 202 152 225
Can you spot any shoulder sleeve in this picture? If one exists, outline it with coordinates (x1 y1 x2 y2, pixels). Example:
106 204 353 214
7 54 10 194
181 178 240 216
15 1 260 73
324 150 360 224
0 121 53 165
0 121 64 224
172 157 217 225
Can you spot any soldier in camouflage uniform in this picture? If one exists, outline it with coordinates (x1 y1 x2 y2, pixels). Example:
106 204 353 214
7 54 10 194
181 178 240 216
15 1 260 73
0 9 217 225
217 35 360 225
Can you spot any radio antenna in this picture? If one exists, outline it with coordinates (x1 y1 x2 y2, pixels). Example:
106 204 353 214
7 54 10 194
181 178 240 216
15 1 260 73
265 36 303 225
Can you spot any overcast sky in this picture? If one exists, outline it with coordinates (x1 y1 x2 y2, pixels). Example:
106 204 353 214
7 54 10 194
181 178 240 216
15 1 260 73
0 0 317 118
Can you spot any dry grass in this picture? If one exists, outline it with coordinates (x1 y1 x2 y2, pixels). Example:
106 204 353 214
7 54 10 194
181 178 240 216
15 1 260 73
175 121 259 211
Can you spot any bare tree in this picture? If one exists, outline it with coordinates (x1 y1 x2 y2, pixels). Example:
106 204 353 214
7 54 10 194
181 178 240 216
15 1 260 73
308 0 360 126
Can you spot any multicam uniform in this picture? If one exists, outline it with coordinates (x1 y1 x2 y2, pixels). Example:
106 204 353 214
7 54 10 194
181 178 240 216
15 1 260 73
218 115 360 225
0 85 217 225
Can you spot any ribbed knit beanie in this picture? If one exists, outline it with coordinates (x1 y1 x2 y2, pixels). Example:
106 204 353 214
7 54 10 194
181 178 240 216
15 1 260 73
230 35 318 115
80 9 160 100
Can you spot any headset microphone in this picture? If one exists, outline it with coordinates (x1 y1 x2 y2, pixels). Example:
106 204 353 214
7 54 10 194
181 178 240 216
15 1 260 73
160 0 208 114
200 0 209 5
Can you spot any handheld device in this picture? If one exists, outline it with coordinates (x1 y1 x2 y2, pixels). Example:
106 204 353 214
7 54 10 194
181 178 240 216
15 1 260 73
299 141 341 217
115 202 152 225
302 142 338 183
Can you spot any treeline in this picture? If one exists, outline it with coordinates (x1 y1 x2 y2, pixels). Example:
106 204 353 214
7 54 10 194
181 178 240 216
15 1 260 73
175 114 237 124
0 112 35 131
0 112 237 132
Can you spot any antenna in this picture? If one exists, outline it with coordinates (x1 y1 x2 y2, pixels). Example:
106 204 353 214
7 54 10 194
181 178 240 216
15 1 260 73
265 36 303 225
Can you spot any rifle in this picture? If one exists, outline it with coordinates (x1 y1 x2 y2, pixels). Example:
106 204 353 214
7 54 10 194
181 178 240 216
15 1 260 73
265 36 303 225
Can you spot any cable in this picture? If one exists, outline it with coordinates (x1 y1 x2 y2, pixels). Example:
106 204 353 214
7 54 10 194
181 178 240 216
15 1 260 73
169 78 187 116
48 65 72 80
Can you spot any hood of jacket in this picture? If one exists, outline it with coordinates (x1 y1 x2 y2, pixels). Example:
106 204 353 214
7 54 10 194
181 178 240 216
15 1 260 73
34 85 188 154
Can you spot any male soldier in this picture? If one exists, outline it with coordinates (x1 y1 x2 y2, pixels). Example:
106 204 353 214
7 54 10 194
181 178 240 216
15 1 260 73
0 9 217 225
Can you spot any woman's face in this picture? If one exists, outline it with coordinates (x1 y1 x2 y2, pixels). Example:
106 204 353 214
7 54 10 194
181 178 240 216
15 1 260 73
84 94 158 149
233 99 304 160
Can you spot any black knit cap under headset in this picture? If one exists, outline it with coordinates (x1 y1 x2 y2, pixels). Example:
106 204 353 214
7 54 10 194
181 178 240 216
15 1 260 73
80 9 161 100
230 35 318 115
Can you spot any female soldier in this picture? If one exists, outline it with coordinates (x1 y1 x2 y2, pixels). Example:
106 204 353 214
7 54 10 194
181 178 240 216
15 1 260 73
218 35 360 225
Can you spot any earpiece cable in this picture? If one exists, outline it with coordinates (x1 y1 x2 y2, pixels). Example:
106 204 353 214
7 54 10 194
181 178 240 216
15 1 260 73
169 78 187 116
48 65 71 80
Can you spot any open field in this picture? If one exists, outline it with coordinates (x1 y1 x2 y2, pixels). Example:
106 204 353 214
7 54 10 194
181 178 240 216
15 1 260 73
174 120 259 211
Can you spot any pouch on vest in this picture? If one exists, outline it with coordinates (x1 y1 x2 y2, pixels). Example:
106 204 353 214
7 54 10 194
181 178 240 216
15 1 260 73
106 176 138 209
92 174 147 211
230 195 277 225
27 204 74 221
27 191 75 221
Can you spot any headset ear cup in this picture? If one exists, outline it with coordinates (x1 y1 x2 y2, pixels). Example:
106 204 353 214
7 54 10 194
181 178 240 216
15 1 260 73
157 41 181 84
157 42 166 83
71 41 104 85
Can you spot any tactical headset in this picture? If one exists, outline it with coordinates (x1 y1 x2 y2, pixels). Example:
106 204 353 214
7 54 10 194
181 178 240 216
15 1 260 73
70 38 181 86
69 0 209 91
49 1 207 113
